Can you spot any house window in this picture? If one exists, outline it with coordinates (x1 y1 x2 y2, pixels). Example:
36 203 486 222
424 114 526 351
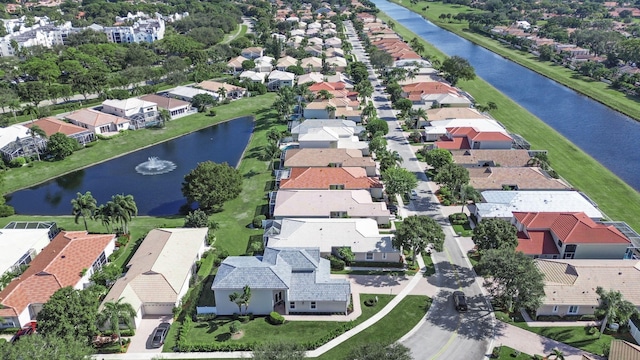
289 302 295 309
311 302 316 309
557 239 563 248
91 252 107 274
568 306 579 315
552 305 558 313
366 252 374 261
330 211 347 218
382 253 387 260
329 184 345 190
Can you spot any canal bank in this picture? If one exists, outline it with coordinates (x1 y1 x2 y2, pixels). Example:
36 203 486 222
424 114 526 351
373 5 640 232
389 0 640 122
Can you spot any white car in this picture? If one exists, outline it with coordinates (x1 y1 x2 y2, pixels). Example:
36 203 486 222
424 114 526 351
410 190 418 200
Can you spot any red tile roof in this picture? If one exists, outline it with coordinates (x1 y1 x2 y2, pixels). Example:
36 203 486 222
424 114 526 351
0 231 115 319
25 117 88 137
517 230 560 256
403 82 457 95
279 167 382 190
447 127 512 142
435 135 470 150
309 82 346 92
514 212 630 245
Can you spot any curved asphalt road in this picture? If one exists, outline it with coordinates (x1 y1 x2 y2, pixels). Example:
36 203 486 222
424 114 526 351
344 21 494 360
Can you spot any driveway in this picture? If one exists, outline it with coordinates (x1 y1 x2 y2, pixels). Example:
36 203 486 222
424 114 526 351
127 315 173 353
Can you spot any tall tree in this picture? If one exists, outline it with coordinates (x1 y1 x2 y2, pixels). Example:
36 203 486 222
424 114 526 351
472 218 518 254
182 161 243 213
394 215 445 266
157 109 171 127
0 334 92 360
37 287 99 344
378 150 403 172
241 285 252 315
423 148 453 173
98 297 137 347
106 194 138 235
440 55 476 86
382 167 417 198
26 125 46 161
595 287 639 336
71 191 97 232
479 248 545 312
434 163 469 197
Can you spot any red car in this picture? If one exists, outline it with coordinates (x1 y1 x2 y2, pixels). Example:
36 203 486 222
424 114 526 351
10 322 36 343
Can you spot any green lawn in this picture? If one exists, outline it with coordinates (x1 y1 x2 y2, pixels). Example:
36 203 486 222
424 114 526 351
317 295 431 359
492 345 532 360
452 222 473 237
421 252 435 276
182 294 394 347
2 94 276 194
376 11 640 232
392 0 640 122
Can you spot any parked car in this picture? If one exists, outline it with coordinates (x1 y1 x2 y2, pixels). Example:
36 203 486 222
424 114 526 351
151 322 171 348
410 190 418 200
452 291 468 312
387 204 398 214
11 322 37 343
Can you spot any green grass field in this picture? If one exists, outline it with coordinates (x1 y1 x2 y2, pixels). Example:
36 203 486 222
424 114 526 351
392 0 640 121
376 11 640 232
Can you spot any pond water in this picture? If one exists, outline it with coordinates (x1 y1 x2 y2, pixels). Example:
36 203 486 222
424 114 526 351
7 116 254 216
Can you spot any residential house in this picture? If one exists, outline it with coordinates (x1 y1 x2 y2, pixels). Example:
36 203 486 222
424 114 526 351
422 118 508 141
534 259 640 318
451 149 532 168
308 82 357 100
240 47 264 59
272 189 390 225
197 81 246 98
263 218 400 263
0 231 116 328
278 167 383 198
139 94 192 119
290 119 363 141
324 47 344 58
283 148 377 177
286 35 304 48
513 212 631 259
304 98 362 122
212 247 351 316
305 45 323 57
25 117 94 146
583 340 640 360
239 71 265 84
436 127 513 150
324 37 342 48
426 107 487 121
101 228 208 327
65 108 131 135
325 73 354 89
290 29 305 37
475 191 603 222
468 167 571 191
101 98 158 129
301 57 323 73
307 37 323 47
254 56 275 73
276 56 298 71
267 70 295 90
271 33 286 42
0 124 44 161
297 72 324 85
297 126 369 155
402 82 471 108
227 55 249 74
166 86 218 102
0 221 58 286
326 56 347 72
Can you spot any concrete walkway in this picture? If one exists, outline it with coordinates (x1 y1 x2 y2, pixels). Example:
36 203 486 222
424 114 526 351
495 322 605 360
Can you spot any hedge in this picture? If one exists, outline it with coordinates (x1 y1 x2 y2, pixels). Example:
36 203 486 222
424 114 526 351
268 311 285 325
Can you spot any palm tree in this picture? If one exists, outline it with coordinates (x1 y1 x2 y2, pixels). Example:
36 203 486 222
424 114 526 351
412 108 428 129
241 285 252 315
157 109 170 127
355 82 373 102
93 204 113 233
228 292 243 314
107 194 138 235
23 104 38 120
71 191 97 232
325 105 336 118
362 102 377 120
547 349 565 360
98 297 137 347
8 100 21 122
217 87 227 99
317 89 334 100
27 124 46 161
378 150 403 172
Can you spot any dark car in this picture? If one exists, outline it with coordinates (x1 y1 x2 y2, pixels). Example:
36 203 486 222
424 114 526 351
11 322 37 343
151 322 171 348
387 204 398 214
453 291 468 312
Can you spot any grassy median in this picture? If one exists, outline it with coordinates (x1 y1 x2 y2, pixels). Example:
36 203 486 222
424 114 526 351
376 11 640 231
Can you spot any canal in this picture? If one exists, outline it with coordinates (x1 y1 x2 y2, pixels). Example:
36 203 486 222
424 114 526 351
373 0 640 191
7 117 254 216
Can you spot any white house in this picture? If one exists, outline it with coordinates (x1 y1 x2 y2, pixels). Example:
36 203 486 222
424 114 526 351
166 86 219 102
101 228 208 327
239 71 265 84
254 56 275 73
65 108 131 135
0 222 58 283
212 247 351 316
101 98 158 129
267 70 295 90
139 94 193 119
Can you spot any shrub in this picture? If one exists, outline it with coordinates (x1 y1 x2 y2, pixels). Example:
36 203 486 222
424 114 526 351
364 299 376 307
217 249 229 260
238 315 250 323
208 109 217 117
442 199 451 206
409 130 422 143
588 326 599 335
269 311 285 325
9 157 26 168
229 321 240 334
253 215 266 228
448 213 468 225
195 313 217 322
0 205 15 217
327 255 345 270
580 314 597 321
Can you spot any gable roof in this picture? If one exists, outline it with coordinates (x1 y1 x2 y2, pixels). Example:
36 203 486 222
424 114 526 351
0 231 115 318
65 108 130 127
279 167 382 190
139 94 190 110
25 118 89 137
514 212 630 245
102 228 207 310
273 189 389 218
227 55 249 68
451 149 532 167
284 148 375 168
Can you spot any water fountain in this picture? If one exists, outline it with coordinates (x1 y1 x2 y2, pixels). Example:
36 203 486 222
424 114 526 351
135 157 177 175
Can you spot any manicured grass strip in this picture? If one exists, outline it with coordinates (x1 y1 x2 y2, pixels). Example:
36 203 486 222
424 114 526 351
492 345 532 360
2 94 276 194
376 11 640 232
391 0 640 121
421 252 435 277
317 295 431 359
452 223 473 237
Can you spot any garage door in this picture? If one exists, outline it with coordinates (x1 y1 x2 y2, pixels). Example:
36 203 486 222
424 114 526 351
142 303 174 316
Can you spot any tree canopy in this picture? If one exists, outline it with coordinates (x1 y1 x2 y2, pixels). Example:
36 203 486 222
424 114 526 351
37 287 100 344
440 55 476 86
47 132 80 160
433 163 469 193
382 167 417 198
0 334 92 360
182 161 243 213
394 215 445 266
479 248 545 312
595 286 639 335
423 148 453 173
472 218 518 253
366 118 389 137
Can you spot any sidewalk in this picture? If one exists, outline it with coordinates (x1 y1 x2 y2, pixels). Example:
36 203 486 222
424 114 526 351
495 322 605 360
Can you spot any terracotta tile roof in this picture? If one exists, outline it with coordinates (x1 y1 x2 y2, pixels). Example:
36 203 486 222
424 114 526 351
468 167 571 191
514 212 630 245
426 107 486 120
435 135 470 150
451 149 532 167
197 81 245 93
403 82 457 95
279 167 382 190
139 94 190 111
284 148 376 168
65 108 129 127
516 230 560 255
447 127 512 142
25 117 88 137
309 82 346 92
0 231 115 319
